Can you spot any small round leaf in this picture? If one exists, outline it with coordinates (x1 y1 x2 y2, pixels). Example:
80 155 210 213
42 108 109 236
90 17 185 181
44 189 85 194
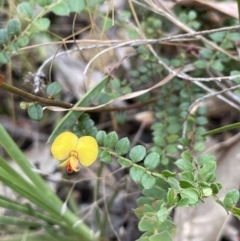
7 19 21 36
16 36 29 47
52 2 70 16
36 0 53 7
47 82 62 96
115 137 130 155
0 29 8 45
31 18 50 32
130 166 145 183
117 157 131 167
27 103 43 121
103 131 118 149
17 2 33 19
141 173 156 189
129 145 146 162
157 207 168 222
181 188 199 205
144 152 160 169
96 130 106 145
99 150 112 163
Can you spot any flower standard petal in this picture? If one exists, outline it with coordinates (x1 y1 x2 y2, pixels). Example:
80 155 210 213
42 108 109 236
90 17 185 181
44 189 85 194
75 136 98 166
51 132 78 161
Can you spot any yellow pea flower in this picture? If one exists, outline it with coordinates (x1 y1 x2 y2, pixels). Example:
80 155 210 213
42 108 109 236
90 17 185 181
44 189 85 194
51 132 98 173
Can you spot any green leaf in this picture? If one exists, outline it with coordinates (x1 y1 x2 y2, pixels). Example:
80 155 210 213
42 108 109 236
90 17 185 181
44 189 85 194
104 131 118 149
27 103 43 121
222 40 233 49
179 137 191 146
68 0 85 12
99 17 112 31
175 158 193 172
177 197 189 207
16 36 29 47
0 52 10 65
74 115 97 137
167 177 180 191
130 166 145 183
142 187 166 200
196 116 208 125
179 102 190 111
157 207 168 222
181 188 199 205
181 150 191 161
144 152 160 169
209 32 225 42
36 0 53 7
197 153 215 165
99 150 112 163
227 32 240 41
167 123 181 134
160 151 169 161
161 170 176 178
179 12 188 22
223 197 234 209
202 188 212 197
138 214 159 232
194 60 207 69
141 173 156 189
8 43 19 52
129 145 146 162
232 207 240 216
167 188 176 205
231 70 240 84
179 180 196 188
199 181 210 188
115 137 130 155
166 134 178 143
190 21 201 30
137 197 154 206
31 18 50 32
46 82 62 96
210 183 222 194
179 171 194 181
7 19 21 36
52 2 70 16
17 2 33 19
210 60 224 72
188 10 197 20
116 111 126 124
134 204 154 219
199 161 216 177
0 29 8 45
149 231 173 241
96 130 106 145
235 89 240 97
136 237 149 241
194 142 205 152
117 157 132 167
165 144 178 154
197 107 207 115
199 48 213 59
225 190 239 205
88 0 104 7
48 75 110 142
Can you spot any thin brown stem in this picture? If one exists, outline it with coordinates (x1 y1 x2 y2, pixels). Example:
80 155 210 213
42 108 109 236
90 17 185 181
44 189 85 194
0 81 73 109
0 75 159 112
